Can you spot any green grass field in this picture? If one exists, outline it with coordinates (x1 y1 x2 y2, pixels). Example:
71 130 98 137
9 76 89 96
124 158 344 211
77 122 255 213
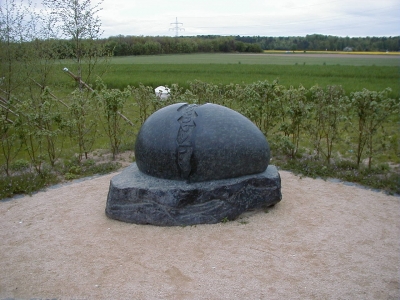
109 53 399 66
69 53 399 96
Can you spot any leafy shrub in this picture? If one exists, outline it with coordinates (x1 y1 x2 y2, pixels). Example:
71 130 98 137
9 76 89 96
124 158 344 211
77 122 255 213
10 159 30 172
276 157 399 195
0 171 57 199
62 159 121 180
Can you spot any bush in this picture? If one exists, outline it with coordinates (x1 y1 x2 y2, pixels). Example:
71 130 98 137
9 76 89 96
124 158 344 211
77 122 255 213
276 157 399 195
0 171 57 199
10 159 30 172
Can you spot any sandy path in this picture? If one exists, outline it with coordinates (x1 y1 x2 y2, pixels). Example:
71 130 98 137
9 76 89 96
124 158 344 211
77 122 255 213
264 53 400 59
0 169 399 300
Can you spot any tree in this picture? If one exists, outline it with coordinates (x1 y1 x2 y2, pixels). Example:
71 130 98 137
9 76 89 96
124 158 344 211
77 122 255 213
0 0 38 175
14 88 65 174
43 0 104 85
68 88 98 161
42 0 108 162
96 81 130 159
0 0 37 98
309 85 348 164
278 85 311 158
237 80 281 136
349 88 399 169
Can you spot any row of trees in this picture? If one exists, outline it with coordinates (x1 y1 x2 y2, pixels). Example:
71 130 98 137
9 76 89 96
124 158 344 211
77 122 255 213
104 36 263 56
104 34 399 56
236 34 399 52
1 79 398 178
38 34 399 58
144 81 398 169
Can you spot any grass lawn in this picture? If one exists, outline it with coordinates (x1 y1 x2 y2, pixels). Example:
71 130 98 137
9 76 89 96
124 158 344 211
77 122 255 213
108 52 400 66
77 53 400 96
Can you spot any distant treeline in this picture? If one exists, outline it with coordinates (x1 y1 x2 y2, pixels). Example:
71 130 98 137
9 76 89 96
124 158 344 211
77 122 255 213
103 36 263 56
235 34 399 52
29 34 399 59
102 34 399 56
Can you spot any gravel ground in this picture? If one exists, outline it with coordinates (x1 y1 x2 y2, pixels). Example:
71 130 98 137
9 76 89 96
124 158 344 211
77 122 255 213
0 169 399 300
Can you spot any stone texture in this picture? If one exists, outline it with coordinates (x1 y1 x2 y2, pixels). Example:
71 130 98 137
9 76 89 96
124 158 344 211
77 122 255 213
106 163 281 226
107 102 282 226
135 103 270 183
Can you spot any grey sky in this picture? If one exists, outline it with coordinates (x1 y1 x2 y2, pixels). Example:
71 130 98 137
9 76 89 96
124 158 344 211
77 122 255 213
25 0 399 37
98 0 399 37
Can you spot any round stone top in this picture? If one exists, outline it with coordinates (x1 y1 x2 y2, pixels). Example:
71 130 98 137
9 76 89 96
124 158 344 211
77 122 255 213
135 103 270 183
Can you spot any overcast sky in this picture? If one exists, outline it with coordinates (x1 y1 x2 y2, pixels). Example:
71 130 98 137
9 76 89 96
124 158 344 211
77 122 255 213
96 0 399 37
26 0 399 37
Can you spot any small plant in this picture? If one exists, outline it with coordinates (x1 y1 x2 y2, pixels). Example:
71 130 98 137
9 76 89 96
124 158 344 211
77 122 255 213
10 159 30 172
0 171 57 199
87 162 121 175
221 217 230 223
82 159 96 167
64 172 78 180
68 165 82 175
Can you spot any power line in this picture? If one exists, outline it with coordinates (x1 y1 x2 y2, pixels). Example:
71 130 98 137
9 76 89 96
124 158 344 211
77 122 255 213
170 17 185 37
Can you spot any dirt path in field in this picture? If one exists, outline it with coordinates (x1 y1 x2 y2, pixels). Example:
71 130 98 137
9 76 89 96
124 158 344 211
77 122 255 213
257 53 400 59
271 54 400 59
0 168 399 300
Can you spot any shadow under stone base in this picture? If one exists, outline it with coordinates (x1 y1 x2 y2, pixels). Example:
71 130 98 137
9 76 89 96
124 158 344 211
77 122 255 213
105 163 282 226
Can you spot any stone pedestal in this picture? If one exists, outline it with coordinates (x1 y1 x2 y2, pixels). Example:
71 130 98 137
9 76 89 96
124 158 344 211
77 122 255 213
106 163 281 226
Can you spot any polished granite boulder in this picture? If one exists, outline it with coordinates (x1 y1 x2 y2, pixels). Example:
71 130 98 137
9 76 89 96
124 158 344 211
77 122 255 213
106 103 281 226
135 103 270 182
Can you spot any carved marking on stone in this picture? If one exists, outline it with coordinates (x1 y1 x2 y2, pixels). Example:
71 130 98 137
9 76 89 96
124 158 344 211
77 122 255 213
177 104 198 179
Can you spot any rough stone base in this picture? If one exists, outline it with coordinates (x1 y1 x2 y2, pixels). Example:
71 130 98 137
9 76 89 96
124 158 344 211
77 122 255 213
105 163 282 226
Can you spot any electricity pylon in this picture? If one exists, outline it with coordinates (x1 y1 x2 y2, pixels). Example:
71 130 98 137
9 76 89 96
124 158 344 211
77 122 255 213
169 17 184 37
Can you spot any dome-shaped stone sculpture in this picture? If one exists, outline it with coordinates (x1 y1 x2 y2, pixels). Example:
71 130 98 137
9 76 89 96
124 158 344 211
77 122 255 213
106 103 281 226
135 103 270 182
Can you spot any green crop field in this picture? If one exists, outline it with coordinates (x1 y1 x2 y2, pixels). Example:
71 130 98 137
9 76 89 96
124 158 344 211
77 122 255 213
108 53 399 66
65 53 399 97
